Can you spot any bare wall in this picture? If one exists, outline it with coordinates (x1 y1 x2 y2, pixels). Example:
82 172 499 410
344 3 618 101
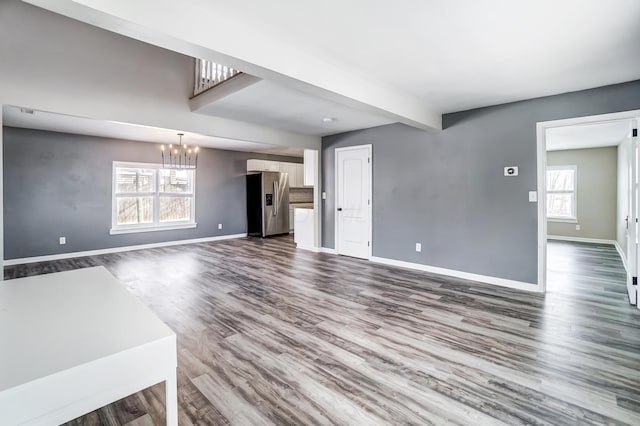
547 147 617 240
3 127 301 259
322 80 640 285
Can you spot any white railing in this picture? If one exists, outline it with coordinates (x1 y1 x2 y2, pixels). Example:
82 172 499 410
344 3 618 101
193 59 242 96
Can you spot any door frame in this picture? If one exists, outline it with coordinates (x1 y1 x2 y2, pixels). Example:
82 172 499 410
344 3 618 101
536 109 640 295
334 144 373 259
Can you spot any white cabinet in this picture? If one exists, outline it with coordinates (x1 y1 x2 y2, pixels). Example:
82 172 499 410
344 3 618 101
264 160 280 172
247 159 278 172
303 150 316 186
280 162 297 188
295 164 304 188
247 159 308 187
289 206 294 232
246 159 263 172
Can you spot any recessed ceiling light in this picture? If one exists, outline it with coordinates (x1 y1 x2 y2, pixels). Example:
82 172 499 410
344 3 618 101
322 117 336 123
19 108 35 115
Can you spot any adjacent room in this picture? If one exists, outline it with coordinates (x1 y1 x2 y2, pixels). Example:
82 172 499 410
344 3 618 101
1 1 640 425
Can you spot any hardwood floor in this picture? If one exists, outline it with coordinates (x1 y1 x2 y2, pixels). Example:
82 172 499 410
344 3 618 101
4 237 640 425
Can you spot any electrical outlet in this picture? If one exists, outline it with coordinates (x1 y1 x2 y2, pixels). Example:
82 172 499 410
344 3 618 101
415 243 422 252
576 224 581 231
218 223 223 230
322 192 327 200
59 237 66 245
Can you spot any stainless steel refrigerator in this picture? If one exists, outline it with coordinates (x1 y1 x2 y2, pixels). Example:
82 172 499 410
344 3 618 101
247 172 290 237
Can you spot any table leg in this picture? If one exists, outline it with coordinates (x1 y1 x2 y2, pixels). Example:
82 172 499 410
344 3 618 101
165 369 178 426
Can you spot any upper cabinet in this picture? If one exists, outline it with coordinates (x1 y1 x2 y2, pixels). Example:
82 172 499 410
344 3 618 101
247 159 309 188
247 159 279 172
303 150 316 186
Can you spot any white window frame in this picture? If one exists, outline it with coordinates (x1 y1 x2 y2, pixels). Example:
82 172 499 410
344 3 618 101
110 161 197 235
546 164 577 222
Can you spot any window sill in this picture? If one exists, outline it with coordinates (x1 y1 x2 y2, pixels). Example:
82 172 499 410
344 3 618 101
547 218 578 224
110 223 197 235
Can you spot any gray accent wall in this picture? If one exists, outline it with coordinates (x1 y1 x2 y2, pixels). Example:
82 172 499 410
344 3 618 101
3 127 301 259
322 80 640 285
547 147 617 240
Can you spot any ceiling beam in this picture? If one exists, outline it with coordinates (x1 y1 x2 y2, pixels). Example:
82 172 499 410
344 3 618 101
22 0 442 131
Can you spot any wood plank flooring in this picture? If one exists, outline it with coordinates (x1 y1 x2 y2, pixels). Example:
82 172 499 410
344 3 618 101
4 237 640 425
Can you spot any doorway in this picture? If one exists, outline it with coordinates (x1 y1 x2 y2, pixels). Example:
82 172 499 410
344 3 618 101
334 144 372 259
537 111 639 308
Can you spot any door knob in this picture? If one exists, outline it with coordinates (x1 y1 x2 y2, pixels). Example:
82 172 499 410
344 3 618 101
337 208 342 211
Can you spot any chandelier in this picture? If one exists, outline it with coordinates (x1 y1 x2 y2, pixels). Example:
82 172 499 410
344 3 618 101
161 133 198 169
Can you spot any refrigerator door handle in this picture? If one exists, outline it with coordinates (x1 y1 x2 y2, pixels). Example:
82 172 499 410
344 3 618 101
273 180 279 216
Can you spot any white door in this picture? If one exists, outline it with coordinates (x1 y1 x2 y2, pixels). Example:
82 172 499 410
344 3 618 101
336 145 372 259
628 126 639 306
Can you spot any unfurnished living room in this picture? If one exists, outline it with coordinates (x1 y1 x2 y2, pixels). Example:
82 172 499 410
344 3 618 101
1 1 640 425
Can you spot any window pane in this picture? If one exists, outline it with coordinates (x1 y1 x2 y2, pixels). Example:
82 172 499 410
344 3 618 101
159 169 193 193
116 197 153 225
160 197 191 222
546 169 574 191
547 193 573 218
115 168 155 193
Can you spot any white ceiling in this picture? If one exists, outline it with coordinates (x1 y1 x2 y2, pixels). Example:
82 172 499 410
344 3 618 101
203 0 640 113
546 120 632 151
196 80 395 136
2 106 304 157
18 0 640 136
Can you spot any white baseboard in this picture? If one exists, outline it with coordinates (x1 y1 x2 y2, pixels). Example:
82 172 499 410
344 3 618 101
4 233 247 266
369 256 540 293
547 235 617 245
614 241 628 272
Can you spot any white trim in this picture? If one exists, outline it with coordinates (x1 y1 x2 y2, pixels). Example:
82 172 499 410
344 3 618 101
112 161 197 233
334 144 373 260
537 109 640 294
547 235 617 245
536 122 548 292
110 223 197 235
615 241 628 271
370 256 540 293
4 233 247 266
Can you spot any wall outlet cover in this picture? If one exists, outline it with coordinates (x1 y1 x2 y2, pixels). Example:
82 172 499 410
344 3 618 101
322 192 327 200
528 191 537 202
415 243 422 252
504 166 518 176
576 224 581 230
218 223 223 229
59 237 66 245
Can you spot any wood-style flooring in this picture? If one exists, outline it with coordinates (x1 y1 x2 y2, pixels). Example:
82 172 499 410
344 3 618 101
4 237 640 425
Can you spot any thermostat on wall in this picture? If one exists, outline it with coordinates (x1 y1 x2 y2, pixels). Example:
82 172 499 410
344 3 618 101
504 166 518 176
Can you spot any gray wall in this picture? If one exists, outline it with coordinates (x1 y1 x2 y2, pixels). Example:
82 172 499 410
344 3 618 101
617 136 631 259
3 127 301 259
322 80 640 284
547 147 617 240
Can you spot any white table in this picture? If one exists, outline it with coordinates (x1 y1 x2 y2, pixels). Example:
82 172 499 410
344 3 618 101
0 267 177 425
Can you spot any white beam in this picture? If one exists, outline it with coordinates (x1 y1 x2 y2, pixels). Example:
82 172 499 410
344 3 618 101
0 0 319 150
23 0 442 131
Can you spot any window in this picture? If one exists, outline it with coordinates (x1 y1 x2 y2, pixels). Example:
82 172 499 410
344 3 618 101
111 162 196 234
546 165 577 221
